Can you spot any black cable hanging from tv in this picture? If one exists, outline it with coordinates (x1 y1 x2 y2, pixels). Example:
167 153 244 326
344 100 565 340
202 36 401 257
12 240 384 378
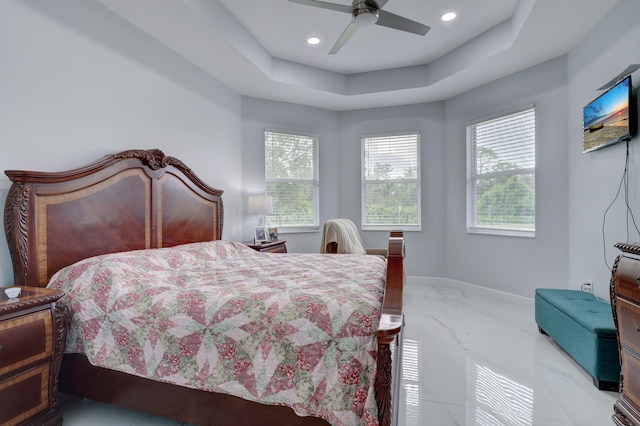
601 140 640 271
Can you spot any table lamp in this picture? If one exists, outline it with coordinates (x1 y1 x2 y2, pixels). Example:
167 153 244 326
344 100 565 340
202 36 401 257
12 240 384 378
249 195 273 242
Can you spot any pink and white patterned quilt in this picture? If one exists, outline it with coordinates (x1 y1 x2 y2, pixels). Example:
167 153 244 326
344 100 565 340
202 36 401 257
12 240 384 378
47 241 386 426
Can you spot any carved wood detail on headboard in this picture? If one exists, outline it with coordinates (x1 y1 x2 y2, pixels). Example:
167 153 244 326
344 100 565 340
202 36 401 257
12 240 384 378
115 148 186 171
4 183 31 284
4 149 224 287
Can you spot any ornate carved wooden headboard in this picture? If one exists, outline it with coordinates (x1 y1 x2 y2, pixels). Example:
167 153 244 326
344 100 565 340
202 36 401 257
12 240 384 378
4 149 224 287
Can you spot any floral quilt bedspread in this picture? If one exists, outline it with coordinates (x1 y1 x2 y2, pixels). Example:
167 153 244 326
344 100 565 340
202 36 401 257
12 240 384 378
47 241 387 426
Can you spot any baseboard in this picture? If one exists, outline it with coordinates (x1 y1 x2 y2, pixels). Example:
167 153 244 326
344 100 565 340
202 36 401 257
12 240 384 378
406 276 533 309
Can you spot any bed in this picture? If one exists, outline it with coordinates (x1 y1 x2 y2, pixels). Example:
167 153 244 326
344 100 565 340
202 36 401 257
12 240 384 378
3 149 405 426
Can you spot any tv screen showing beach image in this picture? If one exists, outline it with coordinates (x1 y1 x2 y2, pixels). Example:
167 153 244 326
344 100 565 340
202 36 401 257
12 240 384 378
583 76 631 153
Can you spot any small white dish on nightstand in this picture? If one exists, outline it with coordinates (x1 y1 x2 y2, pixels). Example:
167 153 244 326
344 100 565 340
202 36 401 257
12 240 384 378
4 287 21 299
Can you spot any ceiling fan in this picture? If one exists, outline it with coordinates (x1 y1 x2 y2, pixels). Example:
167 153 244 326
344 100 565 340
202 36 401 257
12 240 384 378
289 0 431 55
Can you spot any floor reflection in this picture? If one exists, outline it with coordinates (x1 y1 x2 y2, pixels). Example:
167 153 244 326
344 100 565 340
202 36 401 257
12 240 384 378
469 361 533 425
402 339 421 424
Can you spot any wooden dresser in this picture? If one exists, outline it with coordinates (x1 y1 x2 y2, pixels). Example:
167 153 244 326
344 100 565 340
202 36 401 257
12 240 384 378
0 286 66 426
611 242 640 425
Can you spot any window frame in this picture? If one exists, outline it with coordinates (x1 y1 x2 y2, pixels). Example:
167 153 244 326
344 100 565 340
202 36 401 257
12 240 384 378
264 129 319 233
466 105 536 238
361 131 421 232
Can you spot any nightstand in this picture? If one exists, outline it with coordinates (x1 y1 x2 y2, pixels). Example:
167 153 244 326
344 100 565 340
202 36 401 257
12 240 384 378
0 286 66 426
245 240 287 253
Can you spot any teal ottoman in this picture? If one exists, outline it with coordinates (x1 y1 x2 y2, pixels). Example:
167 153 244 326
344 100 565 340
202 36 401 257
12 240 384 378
535 288 620 390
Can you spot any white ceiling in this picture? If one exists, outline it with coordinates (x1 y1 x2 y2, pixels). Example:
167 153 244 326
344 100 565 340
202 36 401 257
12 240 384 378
96 0 617 111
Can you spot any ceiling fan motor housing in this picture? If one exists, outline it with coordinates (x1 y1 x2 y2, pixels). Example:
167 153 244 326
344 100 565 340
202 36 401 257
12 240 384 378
353 1 379 26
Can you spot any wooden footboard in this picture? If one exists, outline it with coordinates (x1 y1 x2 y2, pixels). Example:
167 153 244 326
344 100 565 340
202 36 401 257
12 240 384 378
59 353 330 426
376 231 405 426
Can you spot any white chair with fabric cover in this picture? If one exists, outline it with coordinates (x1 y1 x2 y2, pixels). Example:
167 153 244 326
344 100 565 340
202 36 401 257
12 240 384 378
320 219 388 257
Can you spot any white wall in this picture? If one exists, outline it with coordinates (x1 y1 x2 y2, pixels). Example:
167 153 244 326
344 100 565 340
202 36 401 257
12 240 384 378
444 57 570 298
338 103 448 278
0 0 244 286
567 0 640 300
240 96 339 253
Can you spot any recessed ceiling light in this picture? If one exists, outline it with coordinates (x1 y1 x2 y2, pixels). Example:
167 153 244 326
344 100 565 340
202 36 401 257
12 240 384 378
441 12 456 22
307 37 320 45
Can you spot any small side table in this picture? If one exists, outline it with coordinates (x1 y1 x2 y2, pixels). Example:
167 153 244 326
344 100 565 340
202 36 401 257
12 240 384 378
0 286 66 426
245 240 287 253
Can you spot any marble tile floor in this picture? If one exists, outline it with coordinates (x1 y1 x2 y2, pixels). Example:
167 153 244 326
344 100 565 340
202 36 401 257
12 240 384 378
59 278 618 425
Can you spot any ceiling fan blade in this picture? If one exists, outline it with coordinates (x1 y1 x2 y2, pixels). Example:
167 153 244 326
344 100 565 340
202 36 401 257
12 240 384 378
288 0 352 14
376 10 430 35
329 22 359 54
370 0 389 9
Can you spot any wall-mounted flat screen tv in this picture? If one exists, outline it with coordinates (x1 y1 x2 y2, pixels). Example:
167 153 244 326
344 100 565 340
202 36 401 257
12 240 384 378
583 75 635 153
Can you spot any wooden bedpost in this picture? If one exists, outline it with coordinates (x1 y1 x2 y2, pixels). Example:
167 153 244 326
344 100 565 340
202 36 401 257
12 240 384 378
376 231 405 426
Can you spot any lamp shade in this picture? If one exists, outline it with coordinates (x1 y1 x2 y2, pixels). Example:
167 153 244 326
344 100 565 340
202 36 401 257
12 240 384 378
248 195 273 215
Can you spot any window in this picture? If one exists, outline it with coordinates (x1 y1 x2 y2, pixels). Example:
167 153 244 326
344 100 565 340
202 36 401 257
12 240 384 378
466 106 535 237
362 132 421 231
265 130 319 232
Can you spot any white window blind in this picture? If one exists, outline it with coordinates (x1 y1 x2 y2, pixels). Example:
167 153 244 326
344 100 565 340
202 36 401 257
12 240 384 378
466 106 535 237
362 132 421 231
265 130 319 231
